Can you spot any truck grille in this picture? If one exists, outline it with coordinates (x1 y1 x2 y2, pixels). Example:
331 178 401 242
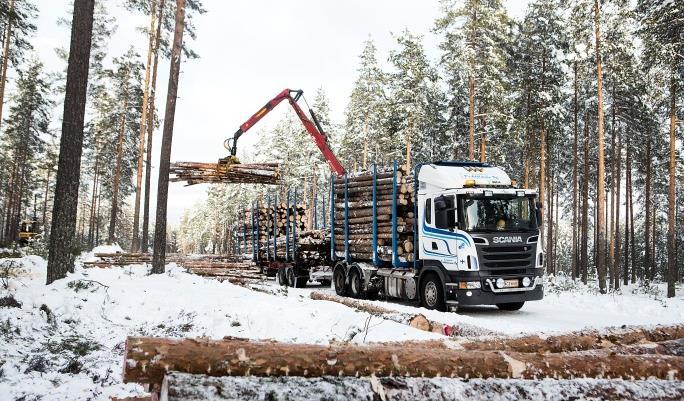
479 245 534 269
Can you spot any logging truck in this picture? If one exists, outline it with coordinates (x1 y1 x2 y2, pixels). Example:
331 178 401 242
237 160 543 312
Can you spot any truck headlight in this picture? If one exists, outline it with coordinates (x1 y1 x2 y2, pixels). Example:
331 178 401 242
459 281 481 289
495 278 505 289
522 277 531 287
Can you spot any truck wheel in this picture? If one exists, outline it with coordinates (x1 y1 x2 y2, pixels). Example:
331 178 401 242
348 269 363 299
277 267 288 286
333 265 347 296
420 274 445 311
496 302 525 311
294 276 308 288
286 267 296 287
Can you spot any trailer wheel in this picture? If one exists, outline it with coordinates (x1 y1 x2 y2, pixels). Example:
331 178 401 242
277 267 288 286
420 274 445 311
294 276 308 288
286 267 296 287
496 302 525 311
333 263 347 296
348 268 363 299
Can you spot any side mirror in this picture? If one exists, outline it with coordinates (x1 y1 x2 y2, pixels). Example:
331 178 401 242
535 201 543 227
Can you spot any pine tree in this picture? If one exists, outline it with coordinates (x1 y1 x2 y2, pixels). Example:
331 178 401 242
639 0 684 298
152 0 187 274
0 59 52 244
47 0 95 285
342 38 388 169
0 0 37 134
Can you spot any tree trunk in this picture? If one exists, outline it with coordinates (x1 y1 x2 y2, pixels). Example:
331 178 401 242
608 87 616 289
572 61 579 279
624 143 631 285
124 336 684 391
580 117 589 284
614 127 622 289
594 0 607 293
131 0 157 253
467 8 476 160
87 153 99 248
46 0 95 285
645 134 652 281
667 72 677 298
0 0 15 133
108 71 130 244
151 0 186 274
523 90 531 188
142 0 166 253
42 167 51 229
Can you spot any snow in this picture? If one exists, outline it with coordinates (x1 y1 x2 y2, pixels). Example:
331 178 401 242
0 255 437 401
292 279 684 337
1 254 682 400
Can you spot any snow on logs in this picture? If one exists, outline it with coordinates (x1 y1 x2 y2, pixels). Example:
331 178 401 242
159 373 684 401
123 335 684 392
333 164 415 262
169 161 281 186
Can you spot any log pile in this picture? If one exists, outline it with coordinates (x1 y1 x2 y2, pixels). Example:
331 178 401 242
333 165 415 262
83 253 265 285
169 161 281 185
124 327 684 392
239 203 327 267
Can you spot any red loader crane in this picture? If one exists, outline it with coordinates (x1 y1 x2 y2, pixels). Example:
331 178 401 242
222 88 346 177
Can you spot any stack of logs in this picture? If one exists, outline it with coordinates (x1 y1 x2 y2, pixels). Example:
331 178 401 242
333 165 415 262
122 324 684 400
83 253 262 284
169 161 281 185
238 202 327 267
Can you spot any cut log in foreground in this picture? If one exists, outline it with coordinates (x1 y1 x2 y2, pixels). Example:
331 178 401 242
160 373 684 401
169 161 280 185
124 336 683 391
462 324 684 354
309 291 497 337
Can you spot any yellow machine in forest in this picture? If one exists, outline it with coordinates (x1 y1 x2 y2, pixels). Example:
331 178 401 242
18 219 39 244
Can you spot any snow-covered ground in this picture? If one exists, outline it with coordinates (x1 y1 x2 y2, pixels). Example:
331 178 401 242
0 252 682 400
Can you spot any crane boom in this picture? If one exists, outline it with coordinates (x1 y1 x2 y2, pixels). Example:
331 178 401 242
225 88 346 177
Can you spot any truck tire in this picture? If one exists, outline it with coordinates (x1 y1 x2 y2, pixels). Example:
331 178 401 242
333 264 347 296
294 276 308 288
496 302 525 311
420 274 445 311
348 268 363 299
277 267 288 286
286 267 296 287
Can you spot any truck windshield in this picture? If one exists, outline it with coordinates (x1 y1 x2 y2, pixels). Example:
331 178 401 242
461 196 537 232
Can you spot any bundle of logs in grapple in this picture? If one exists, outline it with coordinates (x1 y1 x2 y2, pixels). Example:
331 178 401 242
333 164 415 262
237 203 328 267
169 161 281 185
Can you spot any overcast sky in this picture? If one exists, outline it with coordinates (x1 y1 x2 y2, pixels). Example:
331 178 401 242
31 0 528 226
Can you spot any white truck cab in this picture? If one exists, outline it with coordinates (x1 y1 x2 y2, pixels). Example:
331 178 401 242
414 161 544 311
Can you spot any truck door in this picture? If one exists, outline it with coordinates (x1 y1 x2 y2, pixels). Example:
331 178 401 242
419 195 460 268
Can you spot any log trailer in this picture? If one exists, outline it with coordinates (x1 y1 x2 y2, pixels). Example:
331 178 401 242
236 160 544 311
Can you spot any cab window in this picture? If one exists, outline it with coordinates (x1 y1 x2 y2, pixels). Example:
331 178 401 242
424 198 432 224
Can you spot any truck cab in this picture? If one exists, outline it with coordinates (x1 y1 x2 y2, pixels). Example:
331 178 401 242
415 161 544 311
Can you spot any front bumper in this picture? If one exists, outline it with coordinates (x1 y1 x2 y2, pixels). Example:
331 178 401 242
443 270 544 306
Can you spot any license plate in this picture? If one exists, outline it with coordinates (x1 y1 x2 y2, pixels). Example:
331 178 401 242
503 279 519 288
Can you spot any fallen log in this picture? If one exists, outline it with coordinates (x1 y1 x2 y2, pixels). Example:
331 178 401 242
159 373 684 401
124 336 684 390
461 324 684 353
309 291 496 337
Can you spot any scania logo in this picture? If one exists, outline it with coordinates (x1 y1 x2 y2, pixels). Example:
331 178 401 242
492 236 523 244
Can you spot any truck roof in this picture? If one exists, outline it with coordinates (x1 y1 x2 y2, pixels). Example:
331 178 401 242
417 162 512 189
